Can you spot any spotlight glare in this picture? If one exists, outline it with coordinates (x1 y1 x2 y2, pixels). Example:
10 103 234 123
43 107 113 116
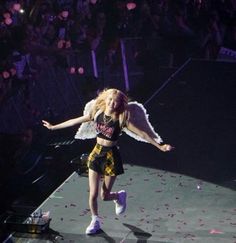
78 67 84 74
127 2 136 10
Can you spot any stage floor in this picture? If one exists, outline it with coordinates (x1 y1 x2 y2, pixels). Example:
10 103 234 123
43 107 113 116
4 163 236 243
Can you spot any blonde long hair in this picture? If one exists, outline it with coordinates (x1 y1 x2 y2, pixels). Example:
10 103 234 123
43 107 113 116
91 88 129 128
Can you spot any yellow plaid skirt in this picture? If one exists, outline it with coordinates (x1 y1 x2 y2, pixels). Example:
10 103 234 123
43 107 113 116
87 144 124 176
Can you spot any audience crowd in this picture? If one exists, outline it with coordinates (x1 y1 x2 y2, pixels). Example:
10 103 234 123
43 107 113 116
0 0 236 105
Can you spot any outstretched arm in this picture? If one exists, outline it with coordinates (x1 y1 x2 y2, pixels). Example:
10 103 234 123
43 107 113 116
126 121 174 152
42 114 92 131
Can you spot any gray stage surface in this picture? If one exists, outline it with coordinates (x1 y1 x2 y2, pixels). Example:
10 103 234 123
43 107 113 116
2 57 236 243
4 163 236 243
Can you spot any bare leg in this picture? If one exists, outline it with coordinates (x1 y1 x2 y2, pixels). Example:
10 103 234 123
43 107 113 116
88 169 100 216
101 175 127 215
100 175 119 201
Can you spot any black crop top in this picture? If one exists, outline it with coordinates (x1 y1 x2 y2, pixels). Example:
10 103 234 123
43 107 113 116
95 112 121 141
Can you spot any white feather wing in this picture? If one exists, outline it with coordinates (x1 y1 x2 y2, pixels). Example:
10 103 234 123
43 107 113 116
74 100 163 144
74 99 97 140
123 101 163 144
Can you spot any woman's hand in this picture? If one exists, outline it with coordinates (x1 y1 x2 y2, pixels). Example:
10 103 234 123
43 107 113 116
42 120 54 130
159 144 174 152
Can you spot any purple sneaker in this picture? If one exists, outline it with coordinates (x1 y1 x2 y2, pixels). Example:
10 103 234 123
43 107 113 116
85 217 101 234
114 190 127 215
